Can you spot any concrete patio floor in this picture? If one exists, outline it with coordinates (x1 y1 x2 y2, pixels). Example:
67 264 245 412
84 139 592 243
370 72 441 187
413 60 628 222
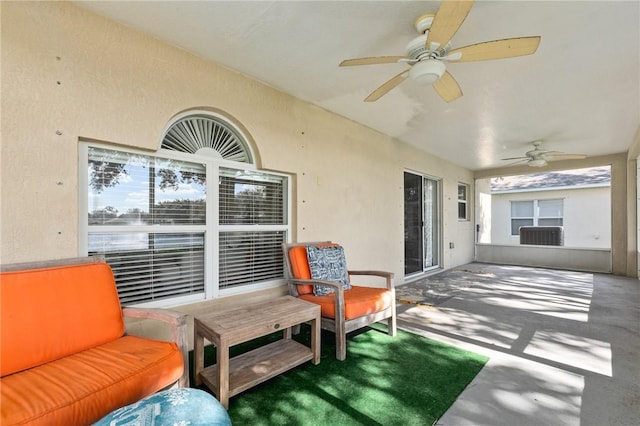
395 263 640 426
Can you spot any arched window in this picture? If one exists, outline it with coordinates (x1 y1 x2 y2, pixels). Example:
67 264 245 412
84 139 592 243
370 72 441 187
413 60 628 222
161 112 254 163
81 110 290 307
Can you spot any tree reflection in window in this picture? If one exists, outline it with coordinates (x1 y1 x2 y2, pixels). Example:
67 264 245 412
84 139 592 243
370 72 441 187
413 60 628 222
87 147 206 226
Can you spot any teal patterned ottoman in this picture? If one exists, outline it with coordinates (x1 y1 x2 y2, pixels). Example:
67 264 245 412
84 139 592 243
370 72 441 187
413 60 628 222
93 388 231 426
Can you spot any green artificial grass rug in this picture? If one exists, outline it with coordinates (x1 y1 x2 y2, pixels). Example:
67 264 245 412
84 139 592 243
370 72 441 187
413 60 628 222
192 325 488 426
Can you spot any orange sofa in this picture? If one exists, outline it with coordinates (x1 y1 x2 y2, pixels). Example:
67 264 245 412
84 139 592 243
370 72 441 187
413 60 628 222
0 257 189 425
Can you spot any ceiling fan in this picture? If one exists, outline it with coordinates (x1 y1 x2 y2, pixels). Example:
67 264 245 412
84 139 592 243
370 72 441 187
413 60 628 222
339 0 541 103
501 141 587 167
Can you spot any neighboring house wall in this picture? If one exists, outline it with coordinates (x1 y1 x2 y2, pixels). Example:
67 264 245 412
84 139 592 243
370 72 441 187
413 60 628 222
474 153 633 276
490 186 611 248
0 2 475 285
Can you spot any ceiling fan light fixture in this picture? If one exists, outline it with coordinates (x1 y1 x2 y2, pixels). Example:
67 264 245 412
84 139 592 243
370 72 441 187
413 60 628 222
528 158 547 167
409 59 446 85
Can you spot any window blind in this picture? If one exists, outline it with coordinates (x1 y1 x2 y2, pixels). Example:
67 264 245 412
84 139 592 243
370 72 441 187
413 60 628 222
219 231 286 289
90 233 205 305
219 168 286 225
218 168 288 289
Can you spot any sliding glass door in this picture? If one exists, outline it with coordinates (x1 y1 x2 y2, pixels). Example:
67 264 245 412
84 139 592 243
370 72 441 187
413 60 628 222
404 172 440 275
404 172 423 274
423 178 440 269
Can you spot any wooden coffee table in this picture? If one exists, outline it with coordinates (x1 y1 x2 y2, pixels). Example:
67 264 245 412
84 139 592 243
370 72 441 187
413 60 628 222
194 295 321 408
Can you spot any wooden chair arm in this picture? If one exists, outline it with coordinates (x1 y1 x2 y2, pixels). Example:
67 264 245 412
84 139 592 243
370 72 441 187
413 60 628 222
123 307 186 326
347 270 394 289
123 307 189 388
347 270 394 278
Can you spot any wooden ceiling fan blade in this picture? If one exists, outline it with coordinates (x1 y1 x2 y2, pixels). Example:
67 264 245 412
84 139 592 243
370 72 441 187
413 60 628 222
448 36 541 62
364 70 409 102
433 71 462 103
426 0 474 50
340 56 408 67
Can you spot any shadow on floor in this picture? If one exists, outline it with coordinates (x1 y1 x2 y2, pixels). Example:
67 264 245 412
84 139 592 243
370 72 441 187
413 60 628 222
395 262 640 426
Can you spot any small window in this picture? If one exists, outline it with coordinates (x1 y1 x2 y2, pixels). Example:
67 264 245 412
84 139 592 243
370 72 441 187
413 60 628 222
457 183 469 220
510 199 563 235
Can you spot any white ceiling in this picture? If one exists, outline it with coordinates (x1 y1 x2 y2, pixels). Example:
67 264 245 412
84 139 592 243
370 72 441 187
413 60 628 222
75 0 640 171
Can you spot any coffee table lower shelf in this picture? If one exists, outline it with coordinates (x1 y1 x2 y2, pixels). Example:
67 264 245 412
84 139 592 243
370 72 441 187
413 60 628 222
199 339 314 398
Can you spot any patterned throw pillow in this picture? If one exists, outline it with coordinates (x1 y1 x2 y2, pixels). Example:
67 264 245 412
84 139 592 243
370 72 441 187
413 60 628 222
306 245 351 296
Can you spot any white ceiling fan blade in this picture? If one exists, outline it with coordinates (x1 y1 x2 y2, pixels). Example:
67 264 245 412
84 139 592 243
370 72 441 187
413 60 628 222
426 0 475 51
504 158 531 167
501 156 529 161
441 51 463 61
364 70 409 102
545 153 588 161
526 149 555 157
447 37 541 62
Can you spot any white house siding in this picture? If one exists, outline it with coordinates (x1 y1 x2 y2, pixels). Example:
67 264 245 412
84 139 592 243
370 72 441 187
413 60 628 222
490 186 611 249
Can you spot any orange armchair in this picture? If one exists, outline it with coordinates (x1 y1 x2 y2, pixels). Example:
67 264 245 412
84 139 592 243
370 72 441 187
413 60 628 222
282 242 396 360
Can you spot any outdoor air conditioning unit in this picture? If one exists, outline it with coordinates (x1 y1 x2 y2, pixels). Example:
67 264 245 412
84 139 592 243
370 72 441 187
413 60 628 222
519 226 563 246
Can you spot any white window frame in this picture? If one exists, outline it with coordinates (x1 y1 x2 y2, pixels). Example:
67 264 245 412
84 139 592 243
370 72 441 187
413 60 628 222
79 142 292 307
510 199 564 236
457 183 469 221
216 166 291 297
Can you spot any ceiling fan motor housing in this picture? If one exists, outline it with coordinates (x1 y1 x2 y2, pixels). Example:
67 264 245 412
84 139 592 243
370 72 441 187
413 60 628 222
406 34 449 60
405 34 448 85
528 158 548 167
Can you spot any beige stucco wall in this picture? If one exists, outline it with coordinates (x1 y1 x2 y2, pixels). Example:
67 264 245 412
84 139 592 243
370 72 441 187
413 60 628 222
1 2 475 285
489 186 612 248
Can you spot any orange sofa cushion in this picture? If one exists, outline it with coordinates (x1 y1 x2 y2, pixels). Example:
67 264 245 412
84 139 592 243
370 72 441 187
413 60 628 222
0 335 184 426
288 243 337 295
1 262 125 377
299 285 393 320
